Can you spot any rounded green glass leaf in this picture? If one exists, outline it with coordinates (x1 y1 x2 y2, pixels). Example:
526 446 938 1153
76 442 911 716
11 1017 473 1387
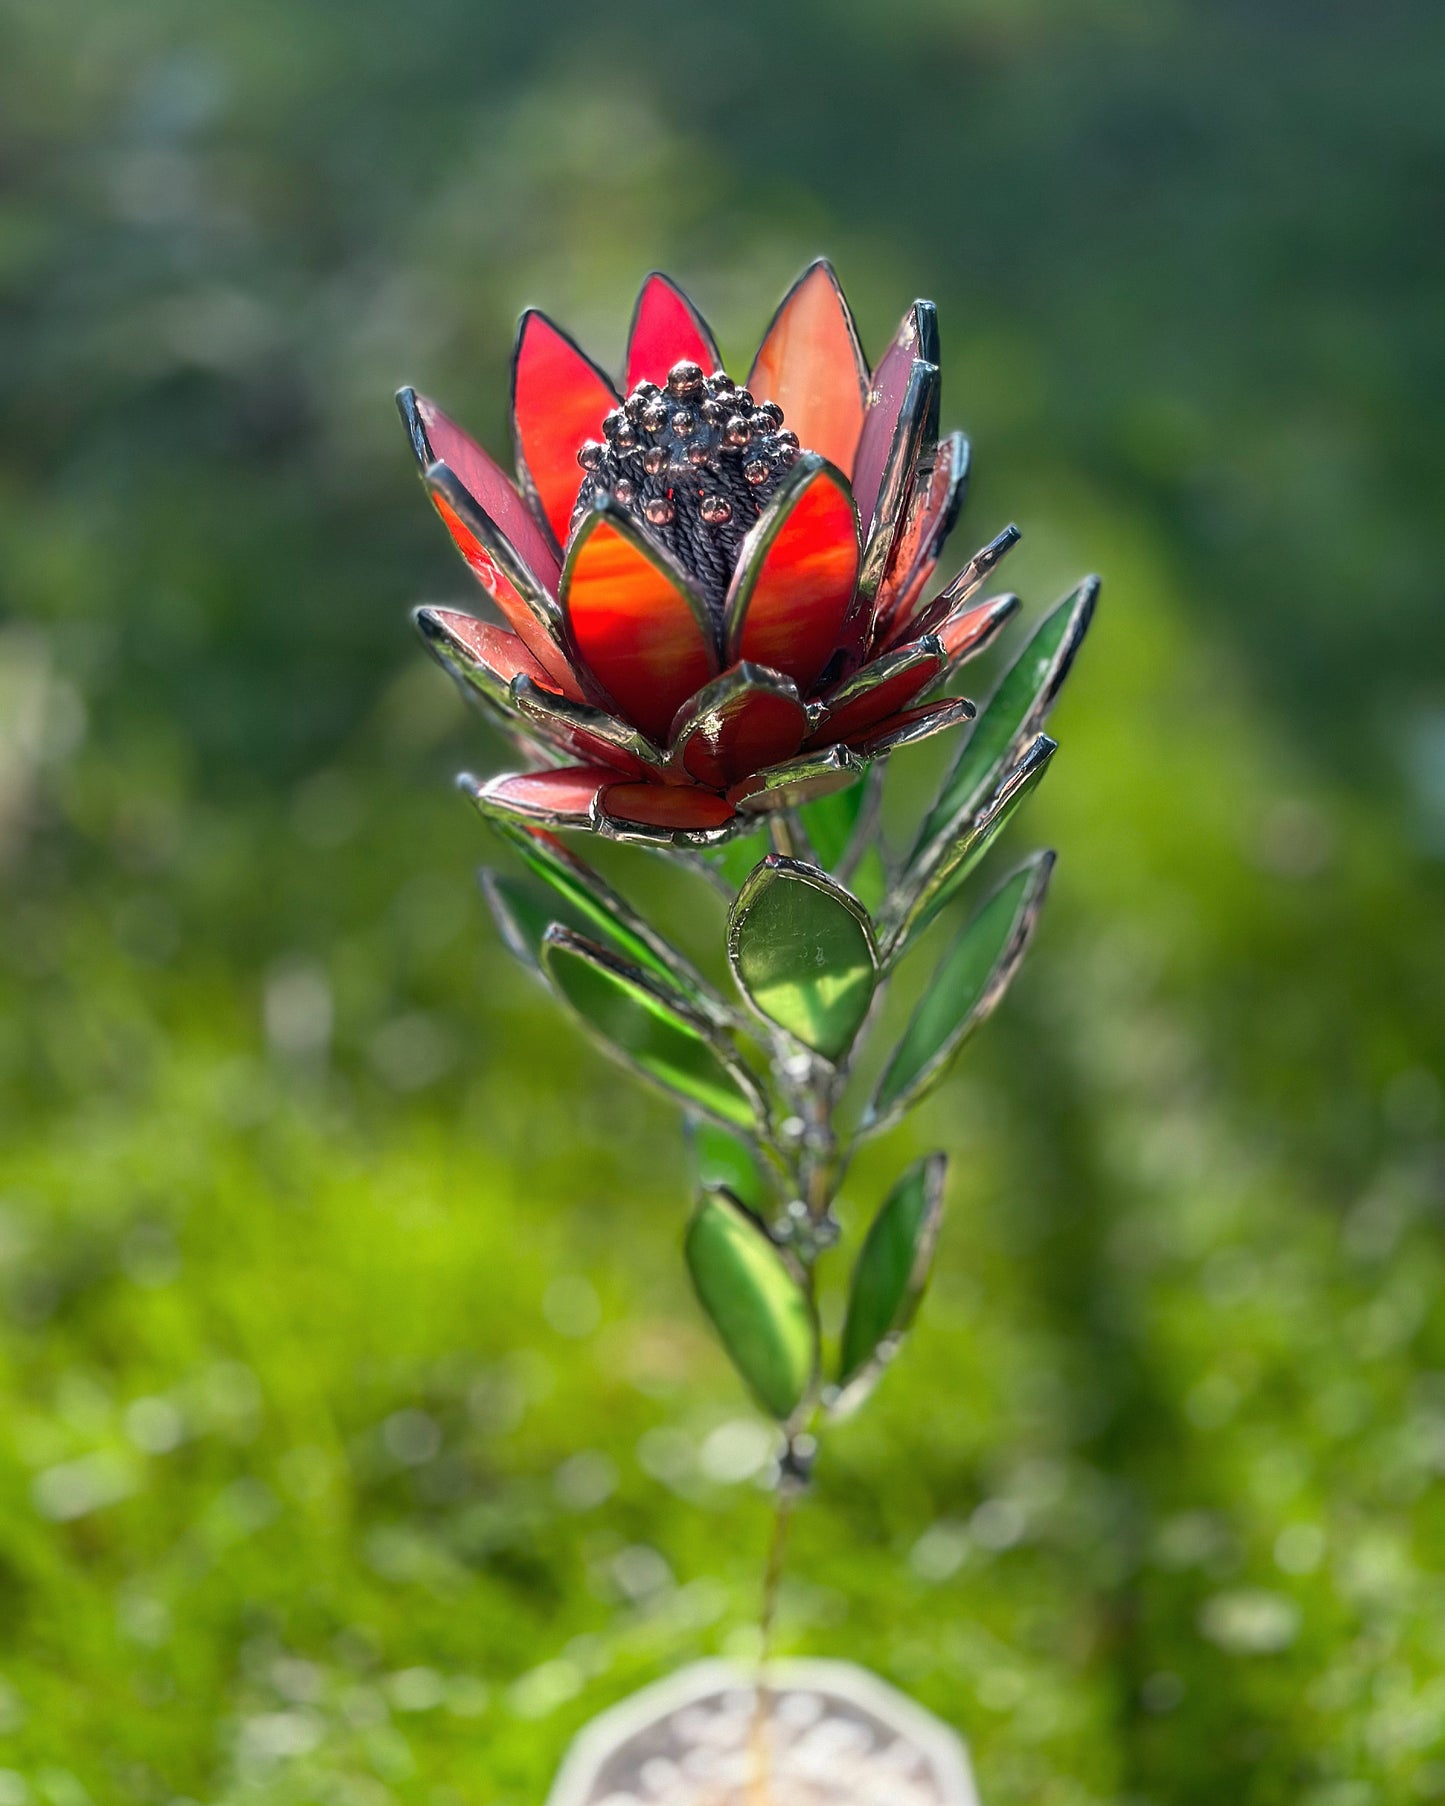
541 928 762 1132
728 857 877 1061
837 1154 947 1403
869 853 1054 1129
685 1190 817 1420
912 576 1097 866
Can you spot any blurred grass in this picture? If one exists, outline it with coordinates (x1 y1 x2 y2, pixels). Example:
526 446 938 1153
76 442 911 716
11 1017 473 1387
2 1 1444 1803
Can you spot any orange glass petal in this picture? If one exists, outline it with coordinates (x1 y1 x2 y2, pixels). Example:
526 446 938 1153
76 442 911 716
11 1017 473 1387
748 261 868 476
418 608 558 695
601 783 736 832
937 592 1021 665
626 273 722 391
562 508 719 744
725 459 861 692
426 480 583 700
512 310 619 549
403 391 561 593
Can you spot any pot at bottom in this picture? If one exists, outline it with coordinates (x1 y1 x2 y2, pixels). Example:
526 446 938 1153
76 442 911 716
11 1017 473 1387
546 1657 980 1806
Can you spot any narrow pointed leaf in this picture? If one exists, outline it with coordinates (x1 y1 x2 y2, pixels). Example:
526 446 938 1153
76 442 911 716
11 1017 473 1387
728 857 877 1061
541 927 762 1132
685 1190 817 1420
890 735 1056 956
836 1154 947 1403
480 870 571 972
490 820 723 1016
868 855 1055 1128
913 576 1097 864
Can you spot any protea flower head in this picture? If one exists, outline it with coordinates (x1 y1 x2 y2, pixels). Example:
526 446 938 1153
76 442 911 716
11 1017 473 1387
401 263 1025 844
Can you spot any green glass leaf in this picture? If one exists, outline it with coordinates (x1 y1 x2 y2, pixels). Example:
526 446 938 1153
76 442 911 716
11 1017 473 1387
867 853 1054 1130
728 856 878 1061
836 1154 947 1406
911 576 1097 868
850 844 888 916
685 1189 817 1420
541 928 763 1132
801 780 868 869
491 819 722 1017
687 1118 768 1214
480 870 569 970
888 735 1055 958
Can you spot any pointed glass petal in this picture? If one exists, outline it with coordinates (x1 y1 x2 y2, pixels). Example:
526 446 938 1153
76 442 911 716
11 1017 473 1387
728 856 877 1061
398 388 561 593
460 765 611 830
848 695 974 757
836 1153 947 1403
810 638 945 747
723 455 860 691
897 524 1022 646
490 819 724 1015
851 302 939 536
685 1189 817 1420
510 674 662 778
414 608 556 710
562 498 719 743
912 575 1098 865
857 358 940 605
872 430 970 642
626 273 722 391
541 927 763 1132
599 782 736 834
748 260 869 476
938 591 1021 666
729 745 865 814
670 664 809 790
890 735 1056 956
868 855 1054 1129
424 463 583 698
511 309 619 549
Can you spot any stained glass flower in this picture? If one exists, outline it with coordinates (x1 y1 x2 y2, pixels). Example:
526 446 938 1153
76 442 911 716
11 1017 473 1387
401 263 1022 844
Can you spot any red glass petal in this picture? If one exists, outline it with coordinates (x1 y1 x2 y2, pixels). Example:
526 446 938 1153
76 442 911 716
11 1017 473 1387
846 697 974 756
669 664 810 790
898 525 1022 645
851 302 939 537
939 591 1022 666
424 464 584 699
748 261 869 476
728 746 864 814
415 607 557 705
467 766 614 828
398 388 561 594
601 782 736 832
873 430 970 643
511 310 619 550
810 639 945 747
723 455 861 692
561 499 719 744
510 674 661 779
625 273 722 391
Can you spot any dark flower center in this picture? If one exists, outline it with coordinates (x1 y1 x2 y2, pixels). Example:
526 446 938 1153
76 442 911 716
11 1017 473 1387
573 360 800 614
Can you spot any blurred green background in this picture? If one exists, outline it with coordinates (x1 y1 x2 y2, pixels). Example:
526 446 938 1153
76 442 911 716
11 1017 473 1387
3 1 1444 1801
